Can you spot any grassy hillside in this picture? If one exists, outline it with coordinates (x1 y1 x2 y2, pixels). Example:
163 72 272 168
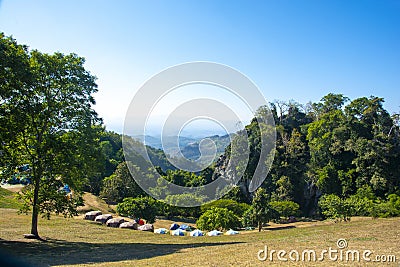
77 192 115 214
0 208 398 266
0 187 21 209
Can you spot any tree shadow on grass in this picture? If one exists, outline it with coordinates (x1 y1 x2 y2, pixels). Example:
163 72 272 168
0 238 243 266
265 225 295 231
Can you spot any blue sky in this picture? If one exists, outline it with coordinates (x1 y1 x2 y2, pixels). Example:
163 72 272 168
1 0 399 135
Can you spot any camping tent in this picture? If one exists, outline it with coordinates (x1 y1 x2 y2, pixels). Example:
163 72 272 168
185 225 195 232
171 229 185 236
95 214 113 224
154 228 167 234
119 221 138 230
106 217 125 228
179 224 189 230
189 229 204 237
84 210 102 221
207 230 223 236
225 229 239 235
138 224 154 232
170 223 179 230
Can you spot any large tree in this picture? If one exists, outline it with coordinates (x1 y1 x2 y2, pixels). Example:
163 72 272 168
0 33 101 239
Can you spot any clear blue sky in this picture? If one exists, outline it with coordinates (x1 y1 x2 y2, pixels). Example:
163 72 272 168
1 0 399 134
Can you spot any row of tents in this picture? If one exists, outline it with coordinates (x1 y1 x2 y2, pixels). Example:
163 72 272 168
154 223 239 236
84 210 153 231
84 211 240 236
156 228 239 236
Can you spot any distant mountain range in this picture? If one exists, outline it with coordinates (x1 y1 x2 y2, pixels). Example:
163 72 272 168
132 135 198 151
133 134 233 162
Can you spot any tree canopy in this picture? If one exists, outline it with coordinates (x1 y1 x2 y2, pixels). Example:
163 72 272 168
0 33 102 238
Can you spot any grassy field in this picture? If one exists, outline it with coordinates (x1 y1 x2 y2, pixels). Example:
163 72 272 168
0 190 399 266
0 187 22 209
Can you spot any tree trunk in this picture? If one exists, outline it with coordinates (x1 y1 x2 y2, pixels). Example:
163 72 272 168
258 221 262 232
30 175 40 238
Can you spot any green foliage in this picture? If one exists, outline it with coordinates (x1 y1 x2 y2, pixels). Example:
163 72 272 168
158 202 201 219
116 196 158 223
270 200 300 218
165 193 207 207
17 183 83 220
343 186 376 216
318 194 353 221
159 194 204 218
250 188 279 231
100 161 145 203
370 194 400 218
196 207 240 231
222 185 250 204
200 199 250 217
0 187 21 209
163 169 206 187
319 190 400 220
345 195 374 216
1 33 102 237
241 206 256 228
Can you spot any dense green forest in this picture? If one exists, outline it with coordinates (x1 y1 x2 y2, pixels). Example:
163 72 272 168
1 33 400 237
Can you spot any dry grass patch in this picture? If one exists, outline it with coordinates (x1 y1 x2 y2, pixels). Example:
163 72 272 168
1 208 399 266
76 192 115 214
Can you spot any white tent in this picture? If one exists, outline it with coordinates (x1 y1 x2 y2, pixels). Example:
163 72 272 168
171 229 185 236
225 229 239 235
155 228 167 234
207 230 223 236
190 229 204 237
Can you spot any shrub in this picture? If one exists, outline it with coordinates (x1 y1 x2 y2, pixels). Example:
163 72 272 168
165 193 207 207
370 194 400 218
270 200 300 219
200 199 250 217
241 206 256 228
318 194 352 222
346 195 374 216
116 196 158 223
196 207 240 231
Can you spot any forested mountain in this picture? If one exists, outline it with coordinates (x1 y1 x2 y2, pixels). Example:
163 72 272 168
178 134 232 161
87 131 176 195
133 134 232 163
133 135 198 152
218 94 400 216
95 94 400 218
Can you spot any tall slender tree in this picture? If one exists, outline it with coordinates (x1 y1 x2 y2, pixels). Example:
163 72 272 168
0 33 101 239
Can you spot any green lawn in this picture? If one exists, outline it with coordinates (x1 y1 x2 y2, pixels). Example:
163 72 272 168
0 187 22 209
0 207 399 266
